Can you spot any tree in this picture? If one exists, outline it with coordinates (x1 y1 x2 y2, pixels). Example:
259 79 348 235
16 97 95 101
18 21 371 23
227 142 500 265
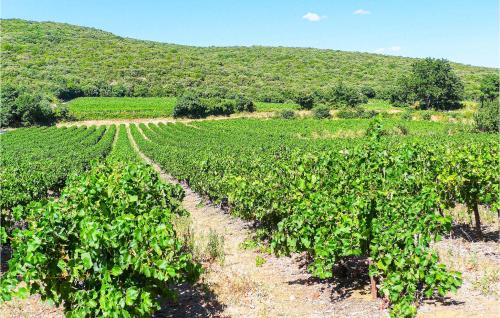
479 74 499 103
0 86 55 127
393 58 464 110
295 92 315 110
172 93 208 118
361 86 376 99
474 99 499 132
327 83 367 107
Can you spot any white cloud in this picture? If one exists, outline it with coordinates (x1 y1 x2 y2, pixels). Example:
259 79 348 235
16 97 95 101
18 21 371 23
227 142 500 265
302 12 324 22
374 46 401 54
353 9 371 15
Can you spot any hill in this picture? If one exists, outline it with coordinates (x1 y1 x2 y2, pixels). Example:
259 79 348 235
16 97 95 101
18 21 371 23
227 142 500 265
1 19 496 102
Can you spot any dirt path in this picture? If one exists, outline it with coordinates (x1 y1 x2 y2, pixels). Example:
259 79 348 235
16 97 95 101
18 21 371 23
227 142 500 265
127 125 384 318
57 111 280 127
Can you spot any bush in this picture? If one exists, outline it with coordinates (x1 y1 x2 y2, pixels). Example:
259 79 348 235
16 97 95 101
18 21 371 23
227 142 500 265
206 98 235 116
474 99 499 132
421 111 432 121
278 109 296 119
392 58 464 110
361 86 376 98
401 109 413 120
0 91 56 127
173 93 208 118
235 96 255 112
295 93 315 110
336 107 376 119
312 106 331 119
54 105 74 121
479 74 499 103
396 124 409 135
0 163 201 317
327 83 367 107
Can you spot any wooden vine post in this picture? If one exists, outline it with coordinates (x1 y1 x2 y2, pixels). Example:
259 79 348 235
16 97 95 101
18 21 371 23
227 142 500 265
368 259 377 300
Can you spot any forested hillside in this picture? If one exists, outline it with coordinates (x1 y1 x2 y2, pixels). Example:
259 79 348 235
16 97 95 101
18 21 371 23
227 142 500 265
1 19 496 102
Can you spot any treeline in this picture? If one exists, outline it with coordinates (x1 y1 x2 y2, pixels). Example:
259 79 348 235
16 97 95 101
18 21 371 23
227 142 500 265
1 21 496 96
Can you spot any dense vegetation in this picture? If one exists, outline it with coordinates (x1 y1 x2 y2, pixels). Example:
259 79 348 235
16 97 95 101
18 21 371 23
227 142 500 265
130 118 497 317
390 58 464 110
0 125 115 215
1 19 495 105
68 97 176 120
172 93 255 118
1 162 201 317
0 124 201 317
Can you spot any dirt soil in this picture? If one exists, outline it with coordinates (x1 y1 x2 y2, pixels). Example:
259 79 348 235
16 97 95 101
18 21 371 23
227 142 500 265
56 111 280 127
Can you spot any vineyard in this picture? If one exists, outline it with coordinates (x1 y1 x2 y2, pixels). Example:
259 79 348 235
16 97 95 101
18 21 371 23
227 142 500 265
0 118 498 317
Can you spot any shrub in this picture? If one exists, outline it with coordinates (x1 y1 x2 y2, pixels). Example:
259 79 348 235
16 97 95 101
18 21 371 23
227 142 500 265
401 109 413 120
0 163 201 317
326 83 367 107
479 74 500 103
361 86 376 98
206 99 235 116
173 93 208 118
0 91 56 127
474 99 499 132
235 96 256 112
295 93 315 110
336 107 376 119
54 105 74 121
392 58 464 110
421 111 432 121
312 106 331 119
396 124 409 135
279 109 296 119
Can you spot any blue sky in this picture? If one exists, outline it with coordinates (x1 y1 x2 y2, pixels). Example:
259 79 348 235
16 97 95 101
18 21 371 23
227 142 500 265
2 0 498 67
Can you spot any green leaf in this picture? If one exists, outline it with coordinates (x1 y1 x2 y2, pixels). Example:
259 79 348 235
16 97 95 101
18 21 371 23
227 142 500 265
125 287 139 306
81 252 93 269
111 266 123 276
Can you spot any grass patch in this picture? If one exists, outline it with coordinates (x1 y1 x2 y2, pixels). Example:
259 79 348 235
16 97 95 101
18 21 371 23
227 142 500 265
255 101 300 112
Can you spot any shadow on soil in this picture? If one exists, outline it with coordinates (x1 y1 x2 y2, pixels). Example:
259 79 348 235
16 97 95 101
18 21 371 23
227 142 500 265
154 283 227 318
449 224 499 243
421 297 465 307
287 255 371 302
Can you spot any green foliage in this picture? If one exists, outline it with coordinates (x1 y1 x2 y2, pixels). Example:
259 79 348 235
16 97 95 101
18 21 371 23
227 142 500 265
312 106 331 119
68 97 176 120
0 125 115 212
0 86 56 127
401 109 414 120
361 86 377 98
108 125 141 163
129 119 497 317
1 19 494 113
173 93 259 118
235 96 256 112
255 256 266 267
278 109 296 119
421 111 432 121
337 107 377 119
295 92 315 110
0 125 116 244
474 99 499 132
479 74 500 102
392 58 464 110
325 83 367 107
173 93 209 118
0 162 201 317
